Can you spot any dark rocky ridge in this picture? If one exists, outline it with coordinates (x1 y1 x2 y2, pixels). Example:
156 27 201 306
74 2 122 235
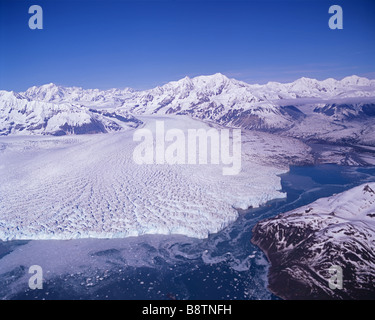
251 184 375 300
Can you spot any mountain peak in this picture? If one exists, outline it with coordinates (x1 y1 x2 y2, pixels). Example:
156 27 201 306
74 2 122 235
40 82 60 89
343 75 361 80
212 72 228 78
187 73 233 90
341 75 370 86
191 73 229 82
292 77 319 85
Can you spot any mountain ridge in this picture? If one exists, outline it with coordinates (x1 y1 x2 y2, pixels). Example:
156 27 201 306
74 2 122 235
1 74 375 139
19 73 375 102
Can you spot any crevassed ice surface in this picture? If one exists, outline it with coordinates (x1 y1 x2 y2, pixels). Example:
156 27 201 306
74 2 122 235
0 115 306 241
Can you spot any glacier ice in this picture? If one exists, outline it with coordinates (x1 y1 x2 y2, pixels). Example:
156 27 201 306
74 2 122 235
0 115 313 241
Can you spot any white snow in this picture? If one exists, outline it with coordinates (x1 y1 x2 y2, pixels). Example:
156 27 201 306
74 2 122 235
294 183 375 224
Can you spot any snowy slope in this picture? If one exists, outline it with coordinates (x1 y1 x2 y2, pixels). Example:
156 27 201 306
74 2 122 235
252 183 375 299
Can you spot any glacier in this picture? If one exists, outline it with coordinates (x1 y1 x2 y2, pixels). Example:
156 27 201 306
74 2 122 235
0 115 311 241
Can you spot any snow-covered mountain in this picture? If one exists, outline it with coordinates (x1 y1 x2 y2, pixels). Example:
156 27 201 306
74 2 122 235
22 73 375 107
1 73 375 136
0 90 142 136
23 83 135 108
119 74 375 131
252 183 375 299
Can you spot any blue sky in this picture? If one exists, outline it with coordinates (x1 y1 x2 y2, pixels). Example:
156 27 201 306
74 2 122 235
1 0 375 91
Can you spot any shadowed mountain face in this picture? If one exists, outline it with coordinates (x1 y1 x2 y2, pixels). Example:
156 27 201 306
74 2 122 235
53 119 107 136
314 103 375 119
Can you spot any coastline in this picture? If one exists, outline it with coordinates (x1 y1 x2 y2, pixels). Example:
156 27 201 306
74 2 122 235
250 234 285 300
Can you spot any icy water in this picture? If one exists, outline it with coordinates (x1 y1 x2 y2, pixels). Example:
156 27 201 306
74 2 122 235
0 164 374 300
